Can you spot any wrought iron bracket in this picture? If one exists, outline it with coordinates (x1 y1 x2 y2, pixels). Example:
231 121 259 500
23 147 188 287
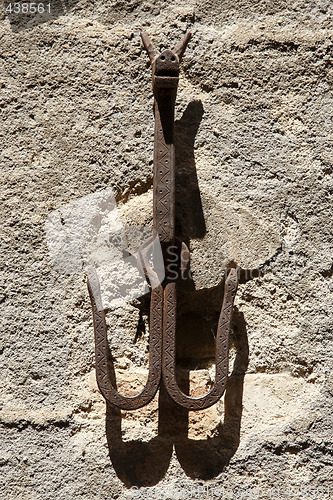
87 32 238 410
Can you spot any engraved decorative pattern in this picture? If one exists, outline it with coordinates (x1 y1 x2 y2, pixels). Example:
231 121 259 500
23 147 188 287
154 107 174 243
162 268 238 410
87 268 162 410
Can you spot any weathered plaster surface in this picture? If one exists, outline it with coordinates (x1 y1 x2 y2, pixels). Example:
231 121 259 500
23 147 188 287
0 0 332 498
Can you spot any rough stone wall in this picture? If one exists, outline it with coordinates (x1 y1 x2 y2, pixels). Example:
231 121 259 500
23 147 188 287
0 1 332 499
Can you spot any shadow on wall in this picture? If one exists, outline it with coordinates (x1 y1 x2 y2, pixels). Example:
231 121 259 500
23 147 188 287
106 310 249 486
175 99 206 241
103 100 249 485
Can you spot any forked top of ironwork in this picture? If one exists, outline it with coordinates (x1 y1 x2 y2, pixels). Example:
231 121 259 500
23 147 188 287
140 31 191 89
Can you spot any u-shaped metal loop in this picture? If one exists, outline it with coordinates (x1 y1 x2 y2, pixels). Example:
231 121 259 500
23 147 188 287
87 268 163 410
162 268 238 410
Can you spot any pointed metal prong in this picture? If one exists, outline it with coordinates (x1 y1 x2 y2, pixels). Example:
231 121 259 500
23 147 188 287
173 31 191 61
140 31 157 63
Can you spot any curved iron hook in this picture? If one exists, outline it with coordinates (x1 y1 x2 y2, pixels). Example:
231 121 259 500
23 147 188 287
87 266 163 410
162 269 238 410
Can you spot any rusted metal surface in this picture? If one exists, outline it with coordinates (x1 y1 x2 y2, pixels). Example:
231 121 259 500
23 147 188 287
87 32 239 410
87 267 163 410
162 270 238 409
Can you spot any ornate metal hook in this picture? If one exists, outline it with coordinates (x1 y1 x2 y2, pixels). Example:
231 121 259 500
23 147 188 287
87 32 238 411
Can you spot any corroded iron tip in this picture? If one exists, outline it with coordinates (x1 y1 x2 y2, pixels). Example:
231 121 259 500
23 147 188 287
173 31 191 61
140 31 157 63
